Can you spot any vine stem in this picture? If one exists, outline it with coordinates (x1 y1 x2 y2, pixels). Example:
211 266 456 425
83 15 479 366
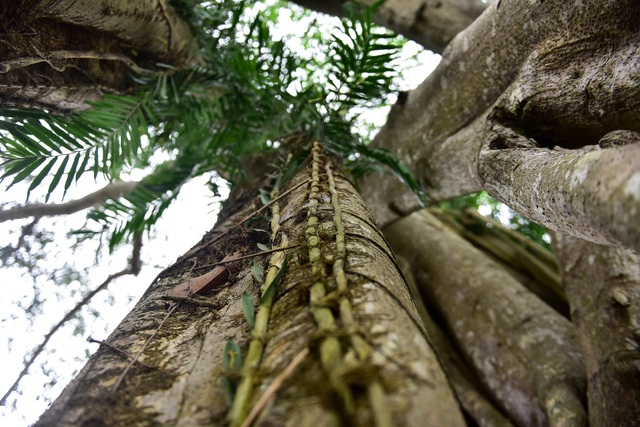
241 347 310 427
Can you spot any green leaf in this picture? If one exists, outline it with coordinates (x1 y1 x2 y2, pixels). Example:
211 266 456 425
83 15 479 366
256 242 269 252
64 153 81 196
241 292 255 328
251 261 264 283
223 338 243 374
27 157 57 194
46 155 69 201
259 189 270 205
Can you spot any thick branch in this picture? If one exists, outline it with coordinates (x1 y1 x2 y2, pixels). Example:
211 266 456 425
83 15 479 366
290 0 488 54
0 0 198 111
360 0 640 239
385 210 587 426
479 142 640 253
30 0 197 66
0 181 140 223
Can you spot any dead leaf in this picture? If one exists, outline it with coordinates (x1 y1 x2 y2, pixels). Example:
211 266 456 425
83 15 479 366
169 252 242 298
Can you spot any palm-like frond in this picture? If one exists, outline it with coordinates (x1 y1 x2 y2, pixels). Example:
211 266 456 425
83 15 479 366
0 94 152 201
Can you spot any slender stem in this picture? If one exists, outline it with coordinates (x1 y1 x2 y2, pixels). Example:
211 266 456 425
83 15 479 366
0 181 140 223
241 347 309 427
192 244 300 272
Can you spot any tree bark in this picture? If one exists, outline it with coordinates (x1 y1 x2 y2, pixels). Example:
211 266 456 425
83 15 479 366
554 235 640 426
360 0 640 253
36 144 466 426
385 210 587 427
0 0 197 112
289 0 488 54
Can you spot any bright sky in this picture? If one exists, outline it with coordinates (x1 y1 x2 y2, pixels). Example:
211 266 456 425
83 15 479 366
0 4 441 424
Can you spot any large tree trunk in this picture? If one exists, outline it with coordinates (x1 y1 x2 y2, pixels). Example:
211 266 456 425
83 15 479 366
361 0 640 253
36 143 466 426
0 0 197 112
386 210 587 427
4 0 638 425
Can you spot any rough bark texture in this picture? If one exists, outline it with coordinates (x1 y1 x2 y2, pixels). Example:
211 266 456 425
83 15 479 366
290 0 488 54
385 210 587 427
37 145 466 426
0 0 197 112
554 235 640 427
480 142 640 253
360 0 640 254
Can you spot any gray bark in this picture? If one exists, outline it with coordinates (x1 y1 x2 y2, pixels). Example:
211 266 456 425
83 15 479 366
290 0 488 54
37 148 465 426
396 255 516 427
554 235 640 426
386 210 587 427
360 0 640 253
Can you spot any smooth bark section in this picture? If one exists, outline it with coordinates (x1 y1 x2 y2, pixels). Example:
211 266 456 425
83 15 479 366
479 143 640 253
396 255 515 427
429 208 569 317
290 0 488 54
37 151 466 426
554 235 640 427
360 0 640 228
0 181 139 222
386 210 587 427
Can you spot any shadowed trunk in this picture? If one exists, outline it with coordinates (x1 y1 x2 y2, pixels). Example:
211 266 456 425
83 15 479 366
385 210 587 427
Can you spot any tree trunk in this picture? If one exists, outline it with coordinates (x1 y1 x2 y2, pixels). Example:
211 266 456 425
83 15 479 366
37 143 466 426
0 0 197 112
5 1 637 425
385 210 587 427
554 235 640 426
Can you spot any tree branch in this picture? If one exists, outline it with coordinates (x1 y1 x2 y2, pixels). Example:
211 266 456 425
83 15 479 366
0 232 143 407
0 181 140 223
289 0 488 54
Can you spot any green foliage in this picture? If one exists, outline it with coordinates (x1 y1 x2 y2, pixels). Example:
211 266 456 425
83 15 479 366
241 292 256 328
222 338 243 403
0 0 424 248
0 94 152 201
